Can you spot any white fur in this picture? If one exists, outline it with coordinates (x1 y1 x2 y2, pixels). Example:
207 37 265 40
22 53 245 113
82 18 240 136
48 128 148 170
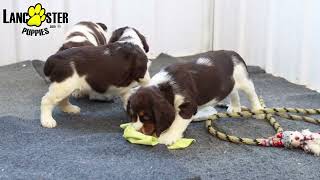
41 71 80 128
118 28 144 52
132 116 143 130
158 115 192 145
65 24 98 46
89 91 113 101
95 23 110 41
71 89 87 98
59 98 81 114
193 106 217 122
231 57 262 111
227 88 241 113
104 49 110 55
158 94 192 145
173 94 185 110
65 36 88 43
148 70 171 86
196 57 213 66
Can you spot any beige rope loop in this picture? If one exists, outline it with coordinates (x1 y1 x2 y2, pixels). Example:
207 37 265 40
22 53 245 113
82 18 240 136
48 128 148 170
206 98 320 146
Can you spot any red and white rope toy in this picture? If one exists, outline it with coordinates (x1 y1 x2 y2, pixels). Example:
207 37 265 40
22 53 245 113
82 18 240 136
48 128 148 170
259 129 320 156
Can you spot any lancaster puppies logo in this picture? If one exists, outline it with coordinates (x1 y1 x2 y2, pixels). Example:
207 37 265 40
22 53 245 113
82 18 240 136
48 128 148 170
2 3 68 36
27 3 46 27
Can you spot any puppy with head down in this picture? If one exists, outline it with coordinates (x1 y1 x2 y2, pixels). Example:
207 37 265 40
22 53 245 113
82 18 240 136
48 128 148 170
127 50 263 145
40 26 150 128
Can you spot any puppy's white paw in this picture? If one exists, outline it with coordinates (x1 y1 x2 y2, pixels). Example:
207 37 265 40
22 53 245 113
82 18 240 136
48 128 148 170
227 106 241 113
61 105 81 114
158 131 182 145
71 89 87 98
41 117 57 128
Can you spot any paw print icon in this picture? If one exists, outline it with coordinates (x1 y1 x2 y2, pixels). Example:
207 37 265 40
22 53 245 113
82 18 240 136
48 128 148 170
27 3 46 27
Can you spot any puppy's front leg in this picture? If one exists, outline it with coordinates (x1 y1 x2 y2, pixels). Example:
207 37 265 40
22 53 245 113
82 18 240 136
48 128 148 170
158 115 192 145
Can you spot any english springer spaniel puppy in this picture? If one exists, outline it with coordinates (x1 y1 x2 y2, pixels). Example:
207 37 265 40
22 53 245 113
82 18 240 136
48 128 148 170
40 26 150 128
58 21 110 101
58 21 108 51
127 50 263 145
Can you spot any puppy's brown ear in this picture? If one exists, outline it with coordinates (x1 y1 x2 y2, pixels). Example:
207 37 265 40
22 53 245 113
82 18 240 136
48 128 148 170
152 95 176 137
126 99 131 114
96 22 107 31
133 28 149 53
178 100 197 119
131 50 148 83
108 27 127 44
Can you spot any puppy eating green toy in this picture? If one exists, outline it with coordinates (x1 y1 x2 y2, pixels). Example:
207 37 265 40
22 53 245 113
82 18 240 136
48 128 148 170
120 123 195 149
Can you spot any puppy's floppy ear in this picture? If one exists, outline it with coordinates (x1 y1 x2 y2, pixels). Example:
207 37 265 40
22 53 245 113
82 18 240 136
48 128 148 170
116 46 148 87
152 93 176 137
126 99 131 114
108 27 127 44
178 100 197 119
96 22 107 31
133 28 149 53
131 49 148 83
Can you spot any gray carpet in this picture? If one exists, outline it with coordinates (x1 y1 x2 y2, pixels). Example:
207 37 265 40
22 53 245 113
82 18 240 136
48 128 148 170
1 53 320 180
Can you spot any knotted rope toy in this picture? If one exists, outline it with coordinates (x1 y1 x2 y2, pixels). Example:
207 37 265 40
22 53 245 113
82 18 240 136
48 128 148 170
205 98 320 156
120 123 195 149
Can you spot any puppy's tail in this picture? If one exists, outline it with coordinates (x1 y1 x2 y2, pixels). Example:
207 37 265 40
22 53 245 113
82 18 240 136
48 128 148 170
231 51 248 72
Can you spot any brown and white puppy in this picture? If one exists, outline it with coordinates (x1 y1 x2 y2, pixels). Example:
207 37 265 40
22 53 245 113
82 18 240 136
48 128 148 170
58 21 110 101
59 21 108 51
127 50 263 145
40 27 150 128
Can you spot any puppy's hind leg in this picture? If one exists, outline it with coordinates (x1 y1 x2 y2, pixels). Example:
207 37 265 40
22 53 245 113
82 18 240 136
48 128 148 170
59 98 80 114
41 77 79 128
88 91 114 102
232 63 262 112
71 89 87 98
241 79 262 111
227 88 241 113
